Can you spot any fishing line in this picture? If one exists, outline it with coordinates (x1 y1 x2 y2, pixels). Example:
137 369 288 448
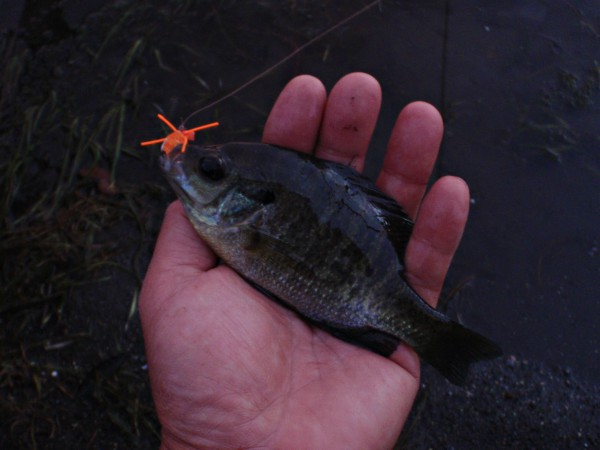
183 0 381 125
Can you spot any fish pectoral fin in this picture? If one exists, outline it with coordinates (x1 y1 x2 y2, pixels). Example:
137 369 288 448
240 226 307 263
239 227 284 252
320 323 401 357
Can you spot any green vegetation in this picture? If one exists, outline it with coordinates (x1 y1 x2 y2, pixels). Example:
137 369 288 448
0 1 361 446
0 3 173 447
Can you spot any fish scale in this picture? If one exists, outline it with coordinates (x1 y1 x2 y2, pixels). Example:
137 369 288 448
161 141 502 385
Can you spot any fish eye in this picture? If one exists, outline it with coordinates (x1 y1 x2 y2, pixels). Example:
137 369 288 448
197 156 226 181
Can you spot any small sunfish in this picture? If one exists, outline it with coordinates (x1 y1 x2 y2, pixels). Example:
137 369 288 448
160 142 502 385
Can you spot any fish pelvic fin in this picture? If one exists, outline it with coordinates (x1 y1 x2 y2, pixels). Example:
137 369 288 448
418 321 502 385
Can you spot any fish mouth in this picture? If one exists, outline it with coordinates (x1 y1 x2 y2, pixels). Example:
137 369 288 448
159 144 185 173
159 148 195 205
167 176 195 207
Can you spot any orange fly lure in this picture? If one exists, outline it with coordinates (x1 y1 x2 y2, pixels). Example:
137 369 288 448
140 1 378 152
140 114 219 155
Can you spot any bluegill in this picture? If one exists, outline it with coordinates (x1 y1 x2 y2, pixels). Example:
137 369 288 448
160 142 501 385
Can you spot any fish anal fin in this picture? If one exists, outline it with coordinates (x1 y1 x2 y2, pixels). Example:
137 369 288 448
321 324 401 357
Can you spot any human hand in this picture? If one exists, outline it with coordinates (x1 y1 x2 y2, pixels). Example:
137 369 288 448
139 73 469 449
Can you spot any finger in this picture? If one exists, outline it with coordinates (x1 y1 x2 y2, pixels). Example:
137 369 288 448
262 75 327 153
376 102 443 219
139 201 216 326
404 176 470 307
140 200 215 293
315 72 381 172
154 200 216 273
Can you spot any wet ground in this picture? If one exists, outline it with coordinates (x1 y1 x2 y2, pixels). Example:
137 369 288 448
1 0 598 448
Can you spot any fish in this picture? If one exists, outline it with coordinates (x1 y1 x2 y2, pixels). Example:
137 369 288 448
159 141 502 385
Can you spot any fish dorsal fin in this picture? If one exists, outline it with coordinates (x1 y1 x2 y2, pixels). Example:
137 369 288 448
324 161 414 258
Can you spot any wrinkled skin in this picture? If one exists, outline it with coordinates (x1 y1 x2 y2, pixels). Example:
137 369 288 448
139 73 470 449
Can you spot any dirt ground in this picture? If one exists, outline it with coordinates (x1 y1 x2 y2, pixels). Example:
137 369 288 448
1 0 598 448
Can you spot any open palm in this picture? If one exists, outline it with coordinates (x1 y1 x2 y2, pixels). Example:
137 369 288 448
139 73 470 449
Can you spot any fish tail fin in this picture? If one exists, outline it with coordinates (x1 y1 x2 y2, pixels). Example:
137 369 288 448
418 321 502 385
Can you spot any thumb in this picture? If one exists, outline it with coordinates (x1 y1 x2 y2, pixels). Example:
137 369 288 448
149 200 216 275
139 201 216 318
